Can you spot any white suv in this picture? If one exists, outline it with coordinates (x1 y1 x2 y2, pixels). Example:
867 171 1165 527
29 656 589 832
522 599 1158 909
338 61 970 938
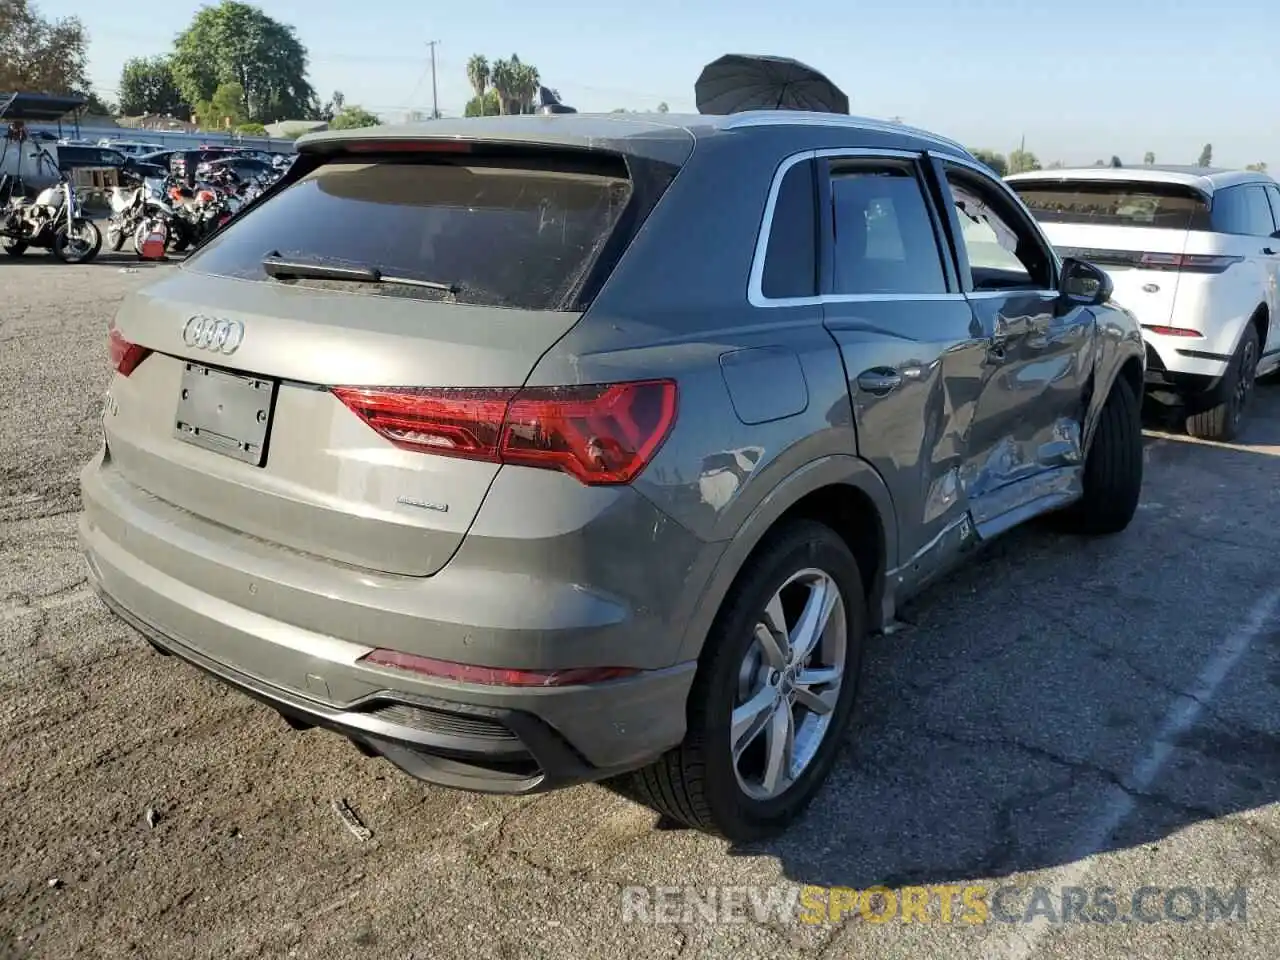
1007 166 1280 440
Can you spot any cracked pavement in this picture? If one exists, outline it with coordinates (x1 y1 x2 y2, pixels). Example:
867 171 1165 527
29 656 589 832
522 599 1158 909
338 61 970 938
2 256 1279 959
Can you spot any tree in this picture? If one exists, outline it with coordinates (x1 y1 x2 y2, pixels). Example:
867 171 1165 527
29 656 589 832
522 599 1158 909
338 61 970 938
1008 148 1041 174
313 90 345 122
656 101 669 113
969 149 1008 177
1197 143 1213 167
466 55 490 104
464 90 500 117
1143 151 1155 165
1110 155 1123 168
195 81 247 129
0 0 89 94
489 54 539 114
329 105 380 130
79 90 115 117
1246 162 1268 172
119 56 188 118
171 1 315 124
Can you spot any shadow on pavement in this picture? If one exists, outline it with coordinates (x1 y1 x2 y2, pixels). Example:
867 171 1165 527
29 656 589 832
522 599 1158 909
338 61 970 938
725 383 1280 888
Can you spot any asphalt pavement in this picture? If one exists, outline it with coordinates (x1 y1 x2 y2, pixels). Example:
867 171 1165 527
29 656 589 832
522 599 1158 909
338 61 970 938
1 254 1278 959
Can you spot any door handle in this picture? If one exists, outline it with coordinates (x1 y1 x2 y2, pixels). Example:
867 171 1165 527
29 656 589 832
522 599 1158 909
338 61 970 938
856 368 903 395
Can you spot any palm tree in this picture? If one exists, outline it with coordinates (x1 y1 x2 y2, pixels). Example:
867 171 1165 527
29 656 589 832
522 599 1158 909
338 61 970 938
490 57 514 115
466 54 490 114
513 60 540 114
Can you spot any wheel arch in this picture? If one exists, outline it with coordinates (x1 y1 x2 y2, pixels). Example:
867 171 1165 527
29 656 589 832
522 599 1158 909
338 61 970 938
675 455 898 664
1249 302 1269 350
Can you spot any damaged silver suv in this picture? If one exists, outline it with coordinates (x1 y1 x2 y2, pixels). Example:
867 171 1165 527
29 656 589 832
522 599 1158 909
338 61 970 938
81 110 1144 840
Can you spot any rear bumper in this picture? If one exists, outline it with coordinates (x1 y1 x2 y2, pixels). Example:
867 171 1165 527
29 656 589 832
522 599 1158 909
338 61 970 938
93 583 653 793
79 454 699 794
1143 342 1227 396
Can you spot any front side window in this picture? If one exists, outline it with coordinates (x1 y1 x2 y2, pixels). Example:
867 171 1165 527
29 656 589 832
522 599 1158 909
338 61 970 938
944 166 1053 291
828 162 947 295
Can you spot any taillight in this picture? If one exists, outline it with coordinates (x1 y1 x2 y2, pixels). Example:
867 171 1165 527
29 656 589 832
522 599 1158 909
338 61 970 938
358 648 638 686
107 322 150 376
1138 253 1242 273
331 379 678 485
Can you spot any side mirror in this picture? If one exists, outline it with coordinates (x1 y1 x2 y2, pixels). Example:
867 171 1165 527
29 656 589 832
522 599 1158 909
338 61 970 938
1060 257 1112 307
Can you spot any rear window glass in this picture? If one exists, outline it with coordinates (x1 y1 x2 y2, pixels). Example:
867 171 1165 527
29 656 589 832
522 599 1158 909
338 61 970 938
185 157 633 310
1009 181 1211 230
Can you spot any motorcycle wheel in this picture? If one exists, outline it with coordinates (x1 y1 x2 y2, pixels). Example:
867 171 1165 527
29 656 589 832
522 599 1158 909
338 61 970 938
169 222 192 253
53 220 102 264
2 236 27 257
106 222 125 252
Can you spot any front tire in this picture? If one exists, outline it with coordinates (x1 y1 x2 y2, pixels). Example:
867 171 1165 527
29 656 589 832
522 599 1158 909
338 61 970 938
614 520 866 840
52 220 102 264
1058 374 1143 535
106 222 125 252
1185 323 1259 442
2 237 27 257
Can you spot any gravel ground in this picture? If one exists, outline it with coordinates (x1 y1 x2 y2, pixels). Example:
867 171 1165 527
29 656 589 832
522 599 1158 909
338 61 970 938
2 254 1279 960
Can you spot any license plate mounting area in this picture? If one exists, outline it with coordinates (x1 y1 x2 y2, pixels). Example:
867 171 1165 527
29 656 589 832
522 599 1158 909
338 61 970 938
173 362 276 466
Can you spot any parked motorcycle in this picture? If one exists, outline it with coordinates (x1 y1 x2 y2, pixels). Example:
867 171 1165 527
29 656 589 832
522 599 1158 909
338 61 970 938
0 178 103 264
104 184 146 252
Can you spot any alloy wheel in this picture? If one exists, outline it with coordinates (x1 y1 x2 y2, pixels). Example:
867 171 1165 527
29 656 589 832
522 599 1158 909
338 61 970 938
1230 338 1258 429
730 568 847 801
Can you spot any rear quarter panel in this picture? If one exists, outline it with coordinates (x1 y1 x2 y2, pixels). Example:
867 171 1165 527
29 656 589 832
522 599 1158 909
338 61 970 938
525 127 909 659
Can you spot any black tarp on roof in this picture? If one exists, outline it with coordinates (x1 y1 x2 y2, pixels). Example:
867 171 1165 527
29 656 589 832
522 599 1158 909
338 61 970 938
0 92 87 123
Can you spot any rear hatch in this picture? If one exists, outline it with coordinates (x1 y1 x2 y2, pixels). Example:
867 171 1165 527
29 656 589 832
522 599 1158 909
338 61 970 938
103 133 686 576
1009 177 1213 325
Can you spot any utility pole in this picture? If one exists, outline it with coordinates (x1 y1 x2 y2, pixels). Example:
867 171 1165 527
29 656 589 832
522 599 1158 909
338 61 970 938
426 40 440 119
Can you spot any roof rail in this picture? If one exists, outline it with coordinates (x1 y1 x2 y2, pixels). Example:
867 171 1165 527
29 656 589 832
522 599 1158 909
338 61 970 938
720 110 967 155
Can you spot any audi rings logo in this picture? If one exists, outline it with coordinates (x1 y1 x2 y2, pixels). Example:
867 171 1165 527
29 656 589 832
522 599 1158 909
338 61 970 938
183 316 244 355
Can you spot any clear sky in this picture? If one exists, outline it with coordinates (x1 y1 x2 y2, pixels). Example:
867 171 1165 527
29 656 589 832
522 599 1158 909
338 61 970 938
40 0 1280 169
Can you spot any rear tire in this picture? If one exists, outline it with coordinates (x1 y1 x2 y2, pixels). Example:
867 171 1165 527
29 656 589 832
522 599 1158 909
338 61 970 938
1185 323 1259 442
106 223 125 252
1057 374 1143 535
612 520 866 840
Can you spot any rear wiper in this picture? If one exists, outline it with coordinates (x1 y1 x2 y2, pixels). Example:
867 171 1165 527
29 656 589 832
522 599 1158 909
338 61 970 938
261 253 458 293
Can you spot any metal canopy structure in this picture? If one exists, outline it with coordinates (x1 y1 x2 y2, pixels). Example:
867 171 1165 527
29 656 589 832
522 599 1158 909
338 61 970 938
0 92 88 124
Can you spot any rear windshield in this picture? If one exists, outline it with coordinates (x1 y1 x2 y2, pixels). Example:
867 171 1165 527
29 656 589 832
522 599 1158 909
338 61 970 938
184 156 633 310
1009 180 1212 231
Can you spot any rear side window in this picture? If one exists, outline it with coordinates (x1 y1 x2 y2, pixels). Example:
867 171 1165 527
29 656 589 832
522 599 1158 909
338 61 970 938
1011 180 1212 231
1211 184 1276 236
184 155 634 310
828 164 947 295
761 159 817 299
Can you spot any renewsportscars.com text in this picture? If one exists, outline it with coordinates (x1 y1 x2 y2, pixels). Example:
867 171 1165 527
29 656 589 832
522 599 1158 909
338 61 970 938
620 884 1248 926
